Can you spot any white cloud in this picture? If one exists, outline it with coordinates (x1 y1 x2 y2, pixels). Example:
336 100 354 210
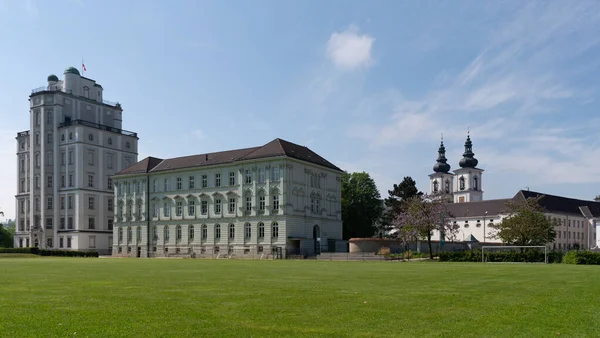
326 25 374 70
190 129 206 140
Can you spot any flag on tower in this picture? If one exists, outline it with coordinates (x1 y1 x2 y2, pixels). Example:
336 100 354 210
82 62 87 72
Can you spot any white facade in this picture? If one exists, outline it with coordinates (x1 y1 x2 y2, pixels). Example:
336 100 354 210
14 68 138 254
452 167 483 203
112 143 343 258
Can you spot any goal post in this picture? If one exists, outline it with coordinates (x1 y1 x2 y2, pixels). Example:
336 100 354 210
481 246 548 264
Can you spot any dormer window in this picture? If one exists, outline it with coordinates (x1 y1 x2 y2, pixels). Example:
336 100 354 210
83 86 89 98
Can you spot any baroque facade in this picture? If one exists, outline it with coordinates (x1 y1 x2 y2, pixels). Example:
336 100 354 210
428 134 600 250
14 68 138 254
112 138 344 258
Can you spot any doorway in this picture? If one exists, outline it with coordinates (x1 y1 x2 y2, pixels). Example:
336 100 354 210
313 225 320 255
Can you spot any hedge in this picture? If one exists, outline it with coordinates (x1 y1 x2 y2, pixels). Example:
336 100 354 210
0 247 98 257
438 250 563 263
563 250 600 265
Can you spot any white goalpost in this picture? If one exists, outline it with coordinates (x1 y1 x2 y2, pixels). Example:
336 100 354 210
481 246 548 264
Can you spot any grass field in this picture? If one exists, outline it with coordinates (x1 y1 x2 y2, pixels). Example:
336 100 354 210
0 258 599 337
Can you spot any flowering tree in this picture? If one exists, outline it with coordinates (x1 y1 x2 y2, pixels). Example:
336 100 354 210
391 195 458 259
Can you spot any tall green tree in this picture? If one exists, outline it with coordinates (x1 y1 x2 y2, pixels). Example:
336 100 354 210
0 210 12 248
341 172 383 239
380 177 423 233
489 195 557 246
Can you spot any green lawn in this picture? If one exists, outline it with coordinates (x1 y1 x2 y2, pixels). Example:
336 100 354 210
0 258 598 337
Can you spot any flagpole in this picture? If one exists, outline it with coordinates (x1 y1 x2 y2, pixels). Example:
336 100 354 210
81 57 84 76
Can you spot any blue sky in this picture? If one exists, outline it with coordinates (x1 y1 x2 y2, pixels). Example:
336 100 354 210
1 0 600 220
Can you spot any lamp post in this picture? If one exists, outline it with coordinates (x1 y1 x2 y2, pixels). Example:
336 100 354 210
483 211 488 244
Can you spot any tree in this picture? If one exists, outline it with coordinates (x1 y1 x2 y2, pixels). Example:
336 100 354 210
391 194 458 259
380 177 423 233
341 172 384 240
0 210 12 248
489 195 557 246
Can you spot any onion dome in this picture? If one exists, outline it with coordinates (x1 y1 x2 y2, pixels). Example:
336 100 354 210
47 74 59 82
459 135 479 168
64 67 80 76
433 140 451 173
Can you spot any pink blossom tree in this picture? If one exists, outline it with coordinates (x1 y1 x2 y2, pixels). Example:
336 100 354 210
391 194 458 259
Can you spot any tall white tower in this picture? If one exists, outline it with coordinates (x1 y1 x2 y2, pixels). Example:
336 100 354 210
14 67 139 254
429 138 454 202
453 133 483 203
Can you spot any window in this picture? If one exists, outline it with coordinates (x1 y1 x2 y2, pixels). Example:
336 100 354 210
272 167 280 182
459 176 465 190
259 195 265 211
311 198 316 213
47 111 53 124
164 178 169 191
201 201 208 215
107 155 113 169
246 196 252 212
473 176 478 190
88 151 94 165
19 200 24 214
215 224 222 239
61 152 66 165
89 196 95 210
152 204 158 218
67 237 72 248
258 168 265 183
60 218 65 230
108 198 113 212
271 195 279 210
35 153 40 168
88 174 94 188
136 227 141 243
46 218 53 229
35 198 40 211
229 172 235 186
68 151 74 165
19 157 24 172
67 174 73 187
229 198 235 213
47 197 53 210
189 225 194 240
35 132 40 145
202 175 208 188
188 200 195 216
35 111 40 125
258 222 265 239
176 201 183 216
69 132 73 140
47 132 53 144
214 199 221 214
229 224 235 239
215 173 221 187
108 137 112 145
202 225 207 239
89 217 95 230
46 152 53 166
189 176 195 189
118 227 123 242
433 180 439 193
163 202 170 217
240 223 250 240
164 226 170 242
153 227 158 241
35 176 40 189
107 177 113 190
68 217 73 229
125 141 130 149
20 180 25 193
59 238 64 248
272 222 279 239
445 180 450 193
88 133 94 141
47 175 53 188
176 225 182 240
176 177 182 190
245 170 252 184
60 196 65 209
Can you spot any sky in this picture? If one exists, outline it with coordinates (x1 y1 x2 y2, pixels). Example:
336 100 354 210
1 0 600 220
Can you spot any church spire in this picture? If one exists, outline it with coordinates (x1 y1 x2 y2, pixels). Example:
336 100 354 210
459 131 478 168
433 134 451 173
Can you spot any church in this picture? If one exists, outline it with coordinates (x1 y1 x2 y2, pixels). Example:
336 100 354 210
428 134 600 250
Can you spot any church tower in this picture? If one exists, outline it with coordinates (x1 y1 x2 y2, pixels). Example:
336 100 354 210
428 137 454 202
453 133 483 203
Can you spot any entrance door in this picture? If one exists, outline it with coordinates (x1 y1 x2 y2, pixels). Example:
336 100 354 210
137 247 141 258
313 225 321 255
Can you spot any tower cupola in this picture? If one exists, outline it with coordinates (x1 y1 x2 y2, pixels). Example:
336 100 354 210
458 134 479 168
433 140 451 173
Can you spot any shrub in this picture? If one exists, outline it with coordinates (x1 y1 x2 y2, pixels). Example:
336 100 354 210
0 247 98 258
438 250 563 263
0 247 39 255
563 250 600 265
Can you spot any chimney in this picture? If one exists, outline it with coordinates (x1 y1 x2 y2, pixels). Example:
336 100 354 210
205 154 208 161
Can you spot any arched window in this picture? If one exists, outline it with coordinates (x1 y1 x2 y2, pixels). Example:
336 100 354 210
164 226 170 242
459 176 465 190
176 225 182 240
118 227 123 243
189 225 195 240
136 226 141 243
229 224 235 239
272 222 279 239
202 224 207 239
473 176 478 190
215 224 221 239
433 180 439 193
127 226 132 243
35 111 40 126
445 179 450 193
245 222 251 239
258 222 265 239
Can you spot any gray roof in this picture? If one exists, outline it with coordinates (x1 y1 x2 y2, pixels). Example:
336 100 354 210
446 199 511 218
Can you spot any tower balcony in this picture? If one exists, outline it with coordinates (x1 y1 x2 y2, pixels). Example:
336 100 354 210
58 119 137 138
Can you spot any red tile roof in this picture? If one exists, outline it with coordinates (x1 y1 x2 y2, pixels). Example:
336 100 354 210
115 138 343 176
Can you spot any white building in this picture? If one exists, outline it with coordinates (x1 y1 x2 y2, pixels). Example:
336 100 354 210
428 135 600 250
112 138 344 258
14 67 138 254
